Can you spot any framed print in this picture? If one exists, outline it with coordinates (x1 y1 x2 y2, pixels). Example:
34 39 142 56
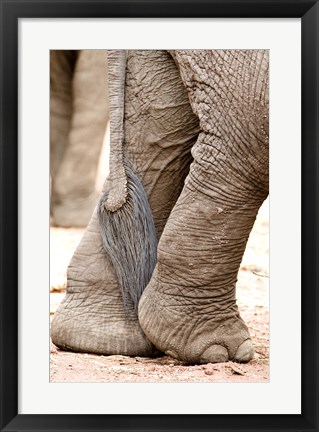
0 0 318 431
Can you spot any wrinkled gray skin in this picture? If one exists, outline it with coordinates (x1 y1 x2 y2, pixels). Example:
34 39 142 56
51 50 269 364
50 50 108 227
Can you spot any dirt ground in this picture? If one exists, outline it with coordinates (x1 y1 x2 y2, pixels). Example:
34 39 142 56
50 199 269 383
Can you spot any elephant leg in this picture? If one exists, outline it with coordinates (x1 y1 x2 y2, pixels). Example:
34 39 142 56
124 51 200 238
52 50 109 227
138 50 269 363
50 50 76 215
51 50 200 355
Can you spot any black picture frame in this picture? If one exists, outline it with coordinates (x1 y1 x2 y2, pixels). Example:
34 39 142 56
1 1 318 431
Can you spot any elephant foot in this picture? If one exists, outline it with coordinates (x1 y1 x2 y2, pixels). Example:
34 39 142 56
51 209 156 357
51 193 98 227
51 300 155 356
138 275 254 364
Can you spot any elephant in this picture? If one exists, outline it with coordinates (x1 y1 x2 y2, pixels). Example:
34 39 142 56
51 49 269 364
50 50 109 227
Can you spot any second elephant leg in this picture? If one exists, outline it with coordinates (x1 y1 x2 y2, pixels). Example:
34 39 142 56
52 50 109 227
50 50 76 178
51 50 200 355
50 50 75 219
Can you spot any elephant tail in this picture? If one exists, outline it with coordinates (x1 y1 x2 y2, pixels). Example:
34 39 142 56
97 50 157 317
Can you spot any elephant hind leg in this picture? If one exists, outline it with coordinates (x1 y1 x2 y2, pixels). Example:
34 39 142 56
51 50 199 356
138 182 261 363
124 50 200 238
138 50 268 364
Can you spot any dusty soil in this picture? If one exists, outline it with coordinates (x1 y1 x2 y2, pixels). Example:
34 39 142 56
50 199 269 383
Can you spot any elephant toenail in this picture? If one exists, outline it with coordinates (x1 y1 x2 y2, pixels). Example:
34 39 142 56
234 339 254 363
200 345 228 364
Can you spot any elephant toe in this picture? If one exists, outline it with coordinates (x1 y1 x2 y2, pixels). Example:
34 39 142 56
199 344 229 364
234 339 254 363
